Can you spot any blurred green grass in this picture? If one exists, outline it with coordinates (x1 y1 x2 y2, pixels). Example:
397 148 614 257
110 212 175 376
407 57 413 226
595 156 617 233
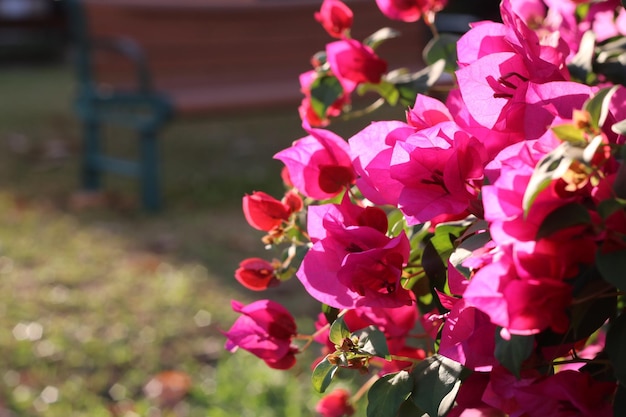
0 64 319 417
0 64 406 416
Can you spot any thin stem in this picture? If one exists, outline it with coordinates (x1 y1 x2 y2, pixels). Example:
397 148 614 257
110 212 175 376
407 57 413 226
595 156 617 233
348 188 366 207
388 354 422 363
403 268 425 278
351 374 380 404
423 10 439 38
552 358 610 366
296 309 350 352
341 98 386 121
407 333 433 339
572 287 623 305
290 223 310 241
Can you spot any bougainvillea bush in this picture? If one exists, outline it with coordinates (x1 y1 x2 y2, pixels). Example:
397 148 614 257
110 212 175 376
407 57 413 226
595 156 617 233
224 0 626 415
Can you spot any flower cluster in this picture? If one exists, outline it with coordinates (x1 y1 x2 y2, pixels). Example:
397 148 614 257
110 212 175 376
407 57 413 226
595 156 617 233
224 0 626 416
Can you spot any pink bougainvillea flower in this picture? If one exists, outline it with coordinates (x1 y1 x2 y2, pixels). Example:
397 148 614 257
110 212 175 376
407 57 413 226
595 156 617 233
454 0 575 143
445 88 521 161
234 258 280 291
326 39 387 94
282 189 304 213
438 299 499 371
585 0 626 43
242 191 292 232
349 94 456 208
462 246 573 335
481 134 567 244
483 367 615 417
223 299 298 369
297 196 412 309
314 0 353 39
315 389 355 417
515 370 616 417
406 94 453 130
375 0 447 22
343 297 418 338
437 260 498 371
274 124 355 200
349 120 413 206
604 85 626 145
447 372 505 417
390 121 487 224
522 81 592 140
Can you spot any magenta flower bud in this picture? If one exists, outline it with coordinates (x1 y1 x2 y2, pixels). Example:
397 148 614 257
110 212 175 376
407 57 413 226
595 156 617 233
314 0 353 39
223 299 298 370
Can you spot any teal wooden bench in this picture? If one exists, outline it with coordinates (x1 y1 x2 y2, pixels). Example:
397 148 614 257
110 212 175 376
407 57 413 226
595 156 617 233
64 0 428 211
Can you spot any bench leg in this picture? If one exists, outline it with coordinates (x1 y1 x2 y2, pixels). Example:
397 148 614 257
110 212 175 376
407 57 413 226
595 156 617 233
82 119 102 191
140 129 161 211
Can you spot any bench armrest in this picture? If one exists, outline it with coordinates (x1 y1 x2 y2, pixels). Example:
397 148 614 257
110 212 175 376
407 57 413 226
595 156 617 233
91 36 153 92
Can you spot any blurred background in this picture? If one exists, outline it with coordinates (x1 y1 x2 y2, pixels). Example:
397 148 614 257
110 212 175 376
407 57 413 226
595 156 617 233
0 0 497 416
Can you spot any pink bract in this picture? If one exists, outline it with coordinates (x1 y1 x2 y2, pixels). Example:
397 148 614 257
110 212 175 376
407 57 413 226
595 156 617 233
349 120 412 206
390 121 486 224
274 124 355 200
438 299 498 371
483 367 615 417
375 0 447 22
234 258 280 291
223 299 298 369
242 191 292 232
463 247 573 335
326 39 387 94
296 197 412 309
406 94 453 130
343 298 418 338
315 389 355 417
314 0 353 39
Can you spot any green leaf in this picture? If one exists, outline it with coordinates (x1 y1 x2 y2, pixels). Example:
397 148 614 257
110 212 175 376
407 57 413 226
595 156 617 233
575 2 590 20
606 313 626 384
353 325 390 359
535 203 591 240
358 79 400 106
583 85 620 130
449 231 491 278
329 316 351 346
568 31 596 84
614 384 626 417
596 248 626 289
366 371 414 417
422 239 448 312
285 243 309 271
422 34 460 73
388 208 409 236
597 198 626 219
311 356 338 393
396 399 425 417
569 273 616 341
612 119 626 136
310 75 344 121
322 304 339 325
392 59 446 107
522 142 578 215
364 27 401 50
410 354 464 417
494 329 534 379
551 124 586 144
430 220 473 261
